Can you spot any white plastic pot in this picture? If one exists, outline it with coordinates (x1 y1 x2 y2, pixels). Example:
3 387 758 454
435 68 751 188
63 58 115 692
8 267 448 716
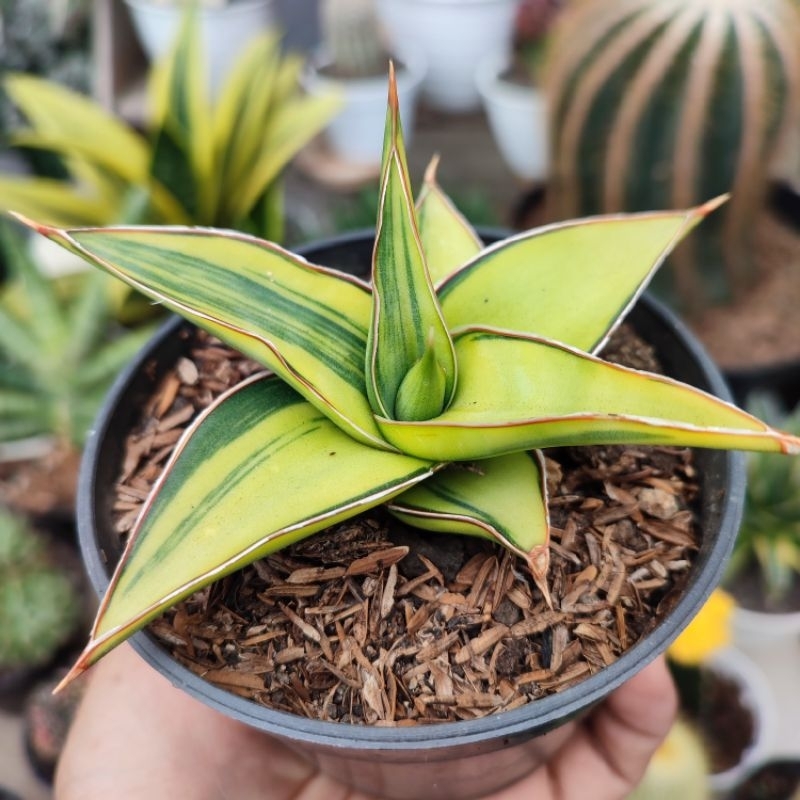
706 647 777 795
123 0 276 96
475 53 548 182
732 604 800 647
376 0 520 112
302 57 425 167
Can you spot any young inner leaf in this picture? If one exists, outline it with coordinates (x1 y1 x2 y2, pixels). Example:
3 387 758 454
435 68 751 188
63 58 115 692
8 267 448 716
366 68 456 422
394 327 448 420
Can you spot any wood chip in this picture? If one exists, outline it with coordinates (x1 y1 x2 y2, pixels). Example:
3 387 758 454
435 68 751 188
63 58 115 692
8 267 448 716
454 625 509 665
346 546 409 576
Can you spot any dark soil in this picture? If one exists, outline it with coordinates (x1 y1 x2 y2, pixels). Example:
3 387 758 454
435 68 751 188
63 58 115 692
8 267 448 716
109 326 702 725
732 759 800 800
680 665 756 775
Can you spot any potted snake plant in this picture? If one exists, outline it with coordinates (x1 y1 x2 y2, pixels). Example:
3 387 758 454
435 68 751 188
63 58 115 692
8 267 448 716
15 69 800 799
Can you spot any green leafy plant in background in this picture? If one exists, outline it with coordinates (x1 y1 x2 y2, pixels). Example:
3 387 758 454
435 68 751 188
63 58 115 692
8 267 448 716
17 71 800 686
0 7 340 242
0 222 156 450
0 507 82 670
727 393 800 607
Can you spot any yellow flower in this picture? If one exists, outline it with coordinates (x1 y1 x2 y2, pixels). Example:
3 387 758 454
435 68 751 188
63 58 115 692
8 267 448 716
668 589 735 666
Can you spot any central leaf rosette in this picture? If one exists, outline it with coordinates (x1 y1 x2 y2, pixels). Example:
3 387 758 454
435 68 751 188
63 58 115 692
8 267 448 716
20 67 800 685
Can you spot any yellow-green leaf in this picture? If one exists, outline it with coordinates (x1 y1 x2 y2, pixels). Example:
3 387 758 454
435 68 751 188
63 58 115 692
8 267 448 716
22 220 387 448
231 91 343 222
438 201 725 352
416 156 482 284
4 73 151 189
388 451 549 576
367 74 455 420
214 32 283 217
377 329 800 461
148 7 215 222
7 133 191 225
70 375 435 674
0 177 111 226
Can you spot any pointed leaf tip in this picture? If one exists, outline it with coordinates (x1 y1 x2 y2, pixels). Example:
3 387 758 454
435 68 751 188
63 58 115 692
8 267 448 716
423 154 442 186
52 655 89 694
698 194 729 217
7 211 56 237
388 61 398 109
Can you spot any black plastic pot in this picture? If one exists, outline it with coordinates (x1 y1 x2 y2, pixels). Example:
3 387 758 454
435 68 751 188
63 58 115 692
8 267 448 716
77 231 746 800
723 357 800 412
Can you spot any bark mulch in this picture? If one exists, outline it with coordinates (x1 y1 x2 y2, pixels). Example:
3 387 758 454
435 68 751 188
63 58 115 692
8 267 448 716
109 325 700 725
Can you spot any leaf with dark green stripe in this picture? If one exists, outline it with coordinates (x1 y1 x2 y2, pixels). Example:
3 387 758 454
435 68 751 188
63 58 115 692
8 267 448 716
367 78 455 420
148 7 214 222
387 451 550 589
214 32 282 208
27 221 386 447
71 374 435 672
231 91 343 223
377 328 800 461
438 202 722 352
416 156 482 285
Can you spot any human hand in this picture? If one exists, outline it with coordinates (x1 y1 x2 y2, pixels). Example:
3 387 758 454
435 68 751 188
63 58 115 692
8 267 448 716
54 643 676 800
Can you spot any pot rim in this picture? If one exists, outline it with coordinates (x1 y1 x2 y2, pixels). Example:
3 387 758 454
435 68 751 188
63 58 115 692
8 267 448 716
77 229 746 753
302 49 428 94
124 0 274 15
378 0 517 7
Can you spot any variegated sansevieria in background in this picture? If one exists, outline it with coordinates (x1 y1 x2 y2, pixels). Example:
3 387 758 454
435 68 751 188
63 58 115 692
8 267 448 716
0 6 340 242
544 0 800 309
15 67 800 690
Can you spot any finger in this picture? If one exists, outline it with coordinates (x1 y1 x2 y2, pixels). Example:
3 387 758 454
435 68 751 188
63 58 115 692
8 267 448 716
558 657 679 798
492 656 677 800
54 644 317 800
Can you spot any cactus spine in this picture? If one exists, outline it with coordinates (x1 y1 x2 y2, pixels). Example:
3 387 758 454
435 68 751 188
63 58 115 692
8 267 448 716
545 0 800 308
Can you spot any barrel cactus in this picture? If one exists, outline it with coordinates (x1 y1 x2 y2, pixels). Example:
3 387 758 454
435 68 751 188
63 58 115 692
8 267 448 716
544 0 800 309
320 0 389 78
0 509 82 670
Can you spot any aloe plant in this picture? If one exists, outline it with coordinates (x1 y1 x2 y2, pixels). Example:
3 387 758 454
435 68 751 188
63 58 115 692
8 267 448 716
18 69 800 686
0 7 340 242
727 393 800 607
0 222 156 449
